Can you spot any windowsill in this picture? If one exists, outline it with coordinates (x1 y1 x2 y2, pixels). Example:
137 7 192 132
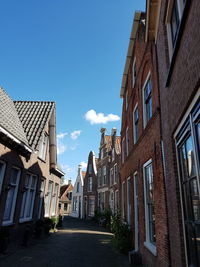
166 0 191 87
144 241 157 256
2 221 15 226
19 218 33 223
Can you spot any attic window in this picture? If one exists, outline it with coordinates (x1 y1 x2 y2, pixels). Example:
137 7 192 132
38 132 48 161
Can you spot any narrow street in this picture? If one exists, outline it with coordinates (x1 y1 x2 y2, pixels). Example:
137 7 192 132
0 217 130 267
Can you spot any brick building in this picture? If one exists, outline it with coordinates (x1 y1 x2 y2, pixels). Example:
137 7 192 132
155 0 200 266
97 128 121 213
83 151 98 218
120 11 169 266
0 88 63 248
59 182 73 216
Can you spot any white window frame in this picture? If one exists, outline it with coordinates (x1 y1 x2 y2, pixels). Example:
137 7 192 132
38 132 48 161
142 71 152 128
88 196 95 216
3 167 21 226
51 183 59 216
143 159 157 256
126 127 129 156
132 57 136 88
45 180 53 217
38 178 46 219
0 161 6 195
166 0 186 60
133 103 139 144
88 177 92 192
127 177 131 225
19 174 37 223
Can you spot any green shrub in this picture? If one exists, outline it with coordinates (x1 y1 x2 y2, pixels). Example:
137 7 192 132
110 211 132 254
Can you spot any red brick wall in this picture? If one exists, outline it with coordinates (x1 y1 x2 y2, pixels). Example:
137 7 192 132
156 0 200 266
120 25 170 266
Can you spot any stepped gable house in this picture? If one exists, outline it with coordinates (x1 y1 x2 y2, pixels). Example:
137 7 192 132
0 87 64 245
83 151 98 218
120 11 169 267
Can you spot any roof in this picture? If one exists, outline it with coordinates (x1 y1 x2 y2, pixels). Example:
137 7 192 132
0 88 29 147
14 101 55 150
120 11 143 98
60 184 70 196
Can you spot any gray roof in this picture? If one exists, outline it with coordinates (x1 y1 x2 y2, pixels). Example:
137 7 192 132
0 88 29 146
14 101 55 150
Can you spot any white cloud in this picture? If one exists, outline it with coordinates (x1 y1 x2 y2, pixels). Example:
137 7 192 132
71 130 82 140
80 161 87 170
84 109 120 125
70 144 79 151
57 132 68 139
61 164 72 173
57 142 67 155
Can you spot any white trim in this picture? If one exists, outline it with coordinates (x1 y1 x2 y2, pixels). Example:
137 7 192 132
0 161 6 195
3 167 21 226
143 159 157 256
174 89 200 138
127 177 131 225
142 71 151 128
133 171 139 251
133 103 138 144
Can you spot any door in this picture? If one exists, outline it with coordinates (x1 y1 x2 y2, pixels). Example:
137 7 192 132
134 172 139 251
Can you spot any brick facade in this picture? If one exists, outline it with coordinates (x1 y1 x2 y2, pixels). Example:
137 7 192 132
120 12 170 266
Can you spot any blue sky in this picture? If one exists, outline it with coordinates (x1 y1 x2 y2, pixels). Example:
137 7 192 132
0 0 146 184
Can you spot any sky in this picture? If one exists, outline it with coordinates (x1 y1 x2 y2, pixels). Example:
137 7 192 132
0 0 146 184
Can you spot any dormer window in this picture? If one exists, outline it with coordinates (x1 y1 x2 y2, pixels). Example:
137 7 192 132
38 132 48 161
132 58 136 88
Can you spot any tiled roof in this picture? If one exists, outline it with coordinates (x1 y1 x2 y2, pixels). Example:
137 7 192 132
60 184 70 196
14 101 55 150
0 88 29 146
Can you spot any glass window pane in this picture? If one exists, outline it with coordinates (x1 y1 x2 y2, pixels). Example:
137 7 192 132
185 136 196 178
3 187 15 221
190 179 200 221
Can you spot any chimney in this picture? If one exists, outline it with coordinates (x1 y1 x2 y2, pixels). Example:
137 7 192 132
68 179 71 185
78 164 82 176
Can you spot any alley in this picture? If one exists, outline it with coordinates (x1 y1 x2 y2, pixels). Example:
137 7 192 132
0 217 130 267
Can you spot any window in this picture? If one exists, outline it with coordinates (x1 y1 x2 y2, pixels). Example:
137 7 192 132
88 164 92 174
115 190 119 211
77 182 79 193
122 182 125 220
72 196 78 212
88 196 95 216
143 159 156 255
114 164 118 184
175 99 200 266
3 167 21 225
98 169 102 187
110 191 114 212
133 105 139 143
126 127 129 156
38 179 45 219
112 148 115 162
132 58 136 88
122 138 125 164
110 168 113 186
166 0 187 59
143 73 152 127
125 90 128 110
45 181 53 217
88 177 92 191
100 149 103 159
20 174 37 222
38 132 48 161
51 183 59 216
103 166 106 185
0 161 6 194
127 177 131 225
